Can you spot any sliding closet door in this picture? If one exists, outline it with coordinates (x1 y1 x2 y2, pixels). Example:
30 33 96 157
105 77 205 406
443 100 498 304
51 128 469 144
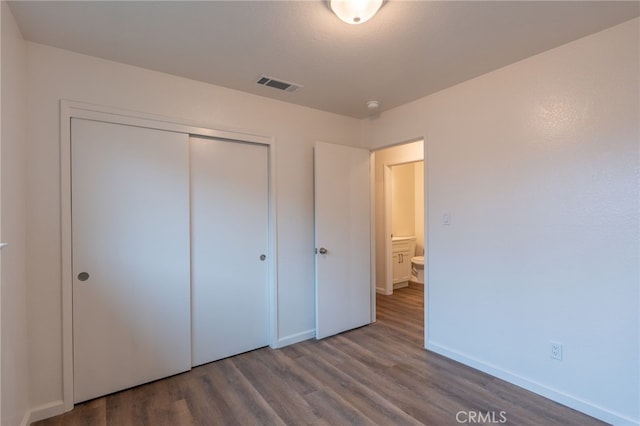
72 119 191 403
191 136 269 366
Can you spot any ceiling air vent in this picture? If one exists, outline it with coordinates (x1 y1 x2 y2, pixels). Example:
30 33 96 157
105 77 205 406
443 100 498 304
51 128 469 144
256 75 302 93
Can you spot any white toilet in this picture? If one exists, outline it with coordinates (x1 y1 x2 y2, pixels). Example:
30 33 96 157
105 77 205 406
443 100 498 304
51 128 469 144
411 256 424 284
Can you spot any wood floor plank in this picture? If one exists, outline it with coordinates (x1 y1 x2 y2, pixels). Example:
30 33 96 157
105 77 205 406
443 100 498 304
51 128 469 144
183 367 237 425
194 357 286 426
33 283 607 426
293 348 422 425
301 388 376 426
230 349 324 424
318 328 476 424
61 397 106 426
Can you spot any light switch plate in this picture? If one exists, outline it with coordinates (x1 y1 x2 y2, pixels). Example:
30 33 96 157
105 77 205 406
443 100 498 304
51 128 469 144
442 211 451 225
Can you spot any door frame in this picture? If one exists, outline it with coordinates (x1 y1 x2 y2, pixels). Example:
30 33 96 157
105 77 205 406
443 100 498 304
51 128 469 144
369 151 377 323
60 100 278 411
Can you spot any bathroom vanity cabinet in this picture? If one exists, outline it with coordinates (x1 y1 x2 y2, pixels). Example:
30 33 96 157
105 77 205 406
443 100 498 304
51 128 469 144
392 237 416 289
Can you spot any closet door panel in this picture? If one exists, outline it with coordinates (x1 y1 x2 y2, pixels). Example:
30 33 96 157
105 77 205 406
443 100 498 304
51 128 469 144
72 119 191 403
191 136 269 366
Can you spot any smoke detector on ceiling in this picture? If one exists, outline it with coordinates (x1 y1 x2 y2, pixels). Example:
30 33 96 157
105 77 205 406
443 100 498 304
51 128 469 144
256 75 303 93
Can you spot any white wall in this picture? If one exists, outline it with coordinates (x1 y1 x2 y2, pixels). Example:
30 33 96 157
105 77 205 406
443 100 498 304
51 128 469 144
25 42 362 416
364 19 639 425
1 2 30 426
390 162 424 255
391 163 416 237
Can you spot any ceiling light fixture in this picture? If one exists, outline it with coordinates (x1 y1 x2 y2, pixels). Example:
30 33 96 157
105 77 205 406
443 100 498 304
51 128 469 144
330 0 383 25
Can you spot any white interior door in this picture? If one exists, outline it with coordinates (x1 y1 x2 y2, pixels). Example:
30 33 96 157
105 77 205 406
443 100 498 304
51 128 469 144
72 119 191 403
190 136 269 366
314 142 371 339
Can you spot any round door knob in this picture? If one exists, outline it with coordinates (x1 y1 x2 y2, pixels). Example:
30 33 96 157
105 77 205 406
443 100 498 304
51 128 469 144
260 254 266 261
318 247 328 254
78 272 90 281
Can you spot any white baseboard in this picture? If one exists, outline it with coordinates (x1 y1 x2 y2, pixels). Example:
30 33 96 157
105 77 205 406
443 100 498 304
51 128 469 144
426 341 639 426
376 287 392 295
274 329 315 348
20 410 30 426
24 400 66 425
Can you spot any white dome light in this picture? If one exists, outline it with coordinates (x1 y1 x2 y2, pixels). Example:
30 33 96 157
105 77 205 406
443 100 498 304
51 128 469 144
330 0 383 25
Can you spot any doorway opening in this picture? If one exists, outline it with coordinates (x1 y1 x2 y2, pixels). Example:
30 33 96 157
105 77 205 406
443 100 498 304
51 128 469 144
372 139 425 344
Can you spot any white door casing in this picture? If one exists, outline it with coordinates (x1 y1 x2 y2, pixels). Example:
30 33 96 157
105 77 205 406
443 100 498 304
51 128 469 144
314 142 371 339
71 118 192 403
190 136 270 366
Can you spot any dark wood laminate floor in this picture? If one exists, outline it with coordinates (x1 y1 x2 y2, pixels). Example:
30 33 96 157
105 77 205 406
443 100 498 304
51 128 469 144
33 284 607 425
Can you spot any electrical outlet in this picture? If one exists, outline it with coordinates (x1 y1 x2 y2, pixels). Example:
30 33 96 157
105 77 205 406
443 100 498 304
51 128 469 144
550 341 563 361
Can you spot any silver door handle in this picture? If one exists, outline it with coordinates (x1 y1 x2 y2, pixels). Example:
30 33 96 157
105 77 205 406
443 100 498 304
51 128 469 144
317 247 328 254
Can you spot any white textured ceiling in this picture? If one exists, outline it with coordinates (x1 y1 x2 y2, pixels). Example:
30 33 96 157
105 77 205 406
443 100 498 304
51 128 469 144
8 1 640 118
